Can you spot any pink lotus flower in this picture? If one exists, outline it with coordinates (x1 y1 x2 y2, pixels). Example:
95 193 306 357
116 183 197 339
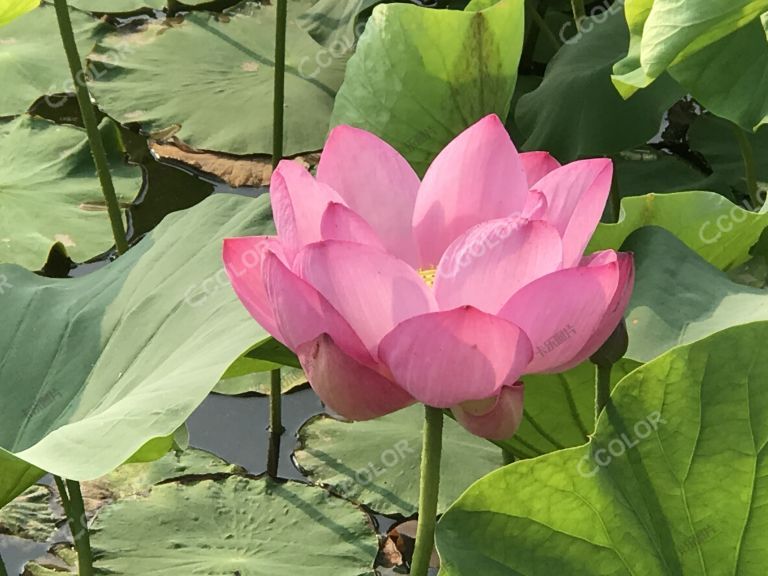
224 115 634 440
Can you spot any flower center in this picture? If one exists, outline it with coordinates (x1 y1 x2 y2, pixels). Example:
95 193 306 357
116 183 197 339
418 267 437 287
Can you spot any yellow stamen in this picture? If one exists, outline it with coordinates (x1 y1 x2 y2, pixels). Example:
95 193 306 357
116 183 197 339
418 267 437 287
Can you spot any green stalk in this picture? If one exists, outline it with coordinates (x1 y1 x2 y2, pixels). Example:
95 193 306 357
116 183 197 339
272 0 288 169
267 368 284 478
570 0 586 30
527 0 561 53
411 406 444 576
609 173 622 224
0 552 8 576
731 123 760 208
166 0 182 15
54 477 94 576
53 0 128 255
595 364 612 426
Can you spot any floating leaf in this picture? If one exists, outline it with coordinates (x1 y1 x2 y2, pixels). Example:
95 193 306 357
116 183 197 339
438 321 768 575
81 447 245 511
0 115 141 269
90 3 346 155
0 194 271 508
294 405 502 515
0 485 58 541
330 0 525 174
0 4 107 117
90 476 378 575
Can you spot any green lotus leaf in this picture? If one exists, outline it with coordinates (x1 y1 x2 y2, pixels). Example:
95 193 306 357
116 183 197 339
498 359 640 460
438 320 768 575
294 404 502 516
0 0 38 27
613 0 768 130
515 7 682 161
297 0 382 48
89 2 346 156
0 115 141 269
589 191 768 270
213 366 307 396
330 0 525 174
0 4 108 118
622 226 768 362
0 194 271 509
89 476 378 575
81 447 245 508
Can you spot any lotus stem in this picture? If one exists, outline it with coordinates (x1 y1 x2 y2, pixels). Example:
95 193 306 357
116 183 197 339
526 0 561 53
594 363 612 426
272 0 287 169
570 0 586 30
731 123 760 208
411 405 443 576
54 477 94 576
166 0 182 15
52 0 129 256
267 368 284 478
0 552 8 576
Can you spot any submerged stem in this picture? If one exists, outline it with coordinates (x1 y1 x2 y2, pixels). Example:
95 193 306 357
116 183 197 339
55 477 94 576
53 0 128 255
731 123 760 208
570 0 586 30
595 364 612 426
411 406 444 576
272 0 288 168
267 368 284 478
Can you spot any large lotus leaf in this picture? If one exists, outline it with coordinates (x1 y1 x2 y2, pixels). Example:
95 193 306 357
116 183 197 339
499 359 640 460
0 194 272 509
621 227 768 364
589 191 768 270
515 7 682 161
89 3 346 156
0 115 141 269
438 321 768 575
329 0 525 174
0 0 37 27
666 18 768 132
0 485 58 541
294 404 502 515
0 4 108 117
89 476 378 575
613 0 768 91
